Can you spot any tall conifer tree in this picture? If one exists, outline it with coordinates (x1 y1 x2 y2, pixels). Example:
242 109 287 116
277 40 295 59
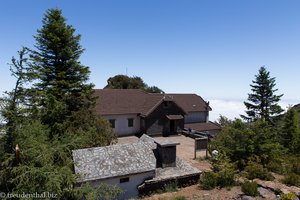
1 9 117 197
241 67 283 123
0 48 30 153
31 9 95 135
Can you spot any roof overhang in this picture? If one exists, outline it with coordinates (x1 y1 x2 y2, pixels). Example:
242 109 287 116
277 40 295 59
143 98 187 117
166 115 184 120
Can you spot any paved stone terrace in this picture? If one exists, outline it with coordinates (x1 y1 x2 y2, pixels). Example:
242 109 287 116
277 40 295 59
118 134 207 161
118 134 202 180
152 158 201 181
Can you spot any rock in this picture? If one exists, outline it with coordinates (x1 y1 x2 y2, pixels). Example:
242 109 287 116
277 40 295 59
254 178 300 198
257 186 277 199
281 188 291 194
258 187 269 198
241 195 255 200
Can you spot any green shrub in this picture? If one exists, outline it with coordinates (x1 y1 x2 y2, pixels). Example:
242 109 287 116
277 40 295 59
290 157 300 175
241 181 259 197
217 167 236 188
211 152 236 188
280 193 296 200
199 171 218 190
74 183 124 200
282 173 300 187
173 196 187 200
245 161 274 181
164 181 178 192
267 160 285 174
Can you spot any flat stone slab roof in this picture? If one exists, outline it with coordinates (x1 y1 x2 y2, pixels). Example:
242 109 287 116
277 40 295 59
72 141 156 182
154 137 180 147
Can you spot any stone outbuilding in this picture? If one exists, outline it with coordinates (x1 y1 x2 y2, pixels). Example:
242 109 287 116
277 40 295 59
72 135 201 199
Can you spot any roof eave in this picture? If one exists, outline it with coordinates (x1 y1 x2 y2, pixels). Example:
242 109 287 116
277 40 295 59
75 168 156 183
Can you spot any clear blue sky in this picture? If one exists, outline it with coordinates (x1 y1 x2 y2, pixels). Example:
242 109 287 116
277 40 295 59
1 1 299 119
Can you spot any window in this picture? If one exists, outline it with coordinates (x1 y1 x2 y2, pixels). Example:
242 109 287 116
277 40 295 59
120 177 129 183
109 119 115 128
128 118 134 127
163 101 169 107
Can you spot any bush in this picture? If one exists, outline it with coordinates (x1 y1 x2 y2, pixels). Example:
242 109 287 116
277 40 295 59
282 173 300 187
199 172 218 190
217 167 236 188
199 168 236 190
211 153 237 188
164 181 178 193
267 160 285 174
245 161 274 181
290 157 300 175
280 193 296 200
173 196 187 200
241 181 259 197
73 183 124 200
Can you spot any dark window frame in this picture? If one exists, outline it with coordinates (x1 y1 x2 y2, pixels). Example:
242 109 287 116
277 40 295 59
128 118 134 127
120 177 129 183
109 119 115 128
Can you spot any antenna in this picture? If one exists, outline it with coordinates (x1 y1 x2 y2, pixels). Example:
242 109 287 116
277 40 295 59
126 67 128 76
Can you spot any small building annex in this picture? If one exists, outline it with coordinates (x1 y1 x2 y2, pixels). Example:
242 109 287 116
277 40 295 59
72 140 156 199
94 89 220 137
72 135 201 199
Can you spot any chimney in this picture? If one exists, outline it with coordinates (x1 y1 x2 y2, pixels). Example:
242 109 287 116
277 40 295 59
154 138 180 168
206 101 210 111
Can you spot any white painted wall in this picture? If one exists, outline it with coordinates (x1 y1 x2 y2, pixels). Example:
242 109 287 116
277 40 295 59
90 171 155 199
184 111 208 123
103 114 141 136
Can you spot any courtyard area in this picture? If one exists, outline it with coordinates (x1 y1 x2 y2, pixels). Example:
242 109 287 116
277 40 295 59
117 134 211 172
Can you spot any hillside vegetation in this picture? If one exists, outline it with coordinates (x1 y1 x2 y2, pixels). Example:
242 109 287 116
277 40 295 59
200 67 300 198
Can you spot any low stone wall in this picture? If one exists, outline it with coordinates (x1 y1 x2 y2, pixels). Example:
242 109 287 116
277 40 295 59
138 157 201 196
138 173 200 196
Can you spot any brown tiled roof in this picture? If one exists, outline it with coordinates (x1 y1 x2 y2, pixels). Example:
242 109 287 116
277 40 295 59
185 121 221 132
94 89 161 115
167 94 212 112
94 89 210 116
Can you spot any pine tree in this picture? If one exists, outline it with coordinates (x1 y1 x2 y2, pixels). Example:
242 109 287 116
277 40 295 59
31 9 95 135
1 8 118 197
241 66 283 123
281 108 300 152
0 47 30 153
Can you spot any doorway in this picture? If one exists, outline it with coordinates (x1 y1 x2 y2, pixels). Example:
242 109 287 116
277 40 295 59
170 120 175 133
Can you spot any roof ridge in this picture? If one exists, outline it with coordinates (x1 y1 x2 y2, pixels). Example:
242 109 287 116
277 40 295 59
166 93 197 95
95 89 210 115
97 88 144 91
